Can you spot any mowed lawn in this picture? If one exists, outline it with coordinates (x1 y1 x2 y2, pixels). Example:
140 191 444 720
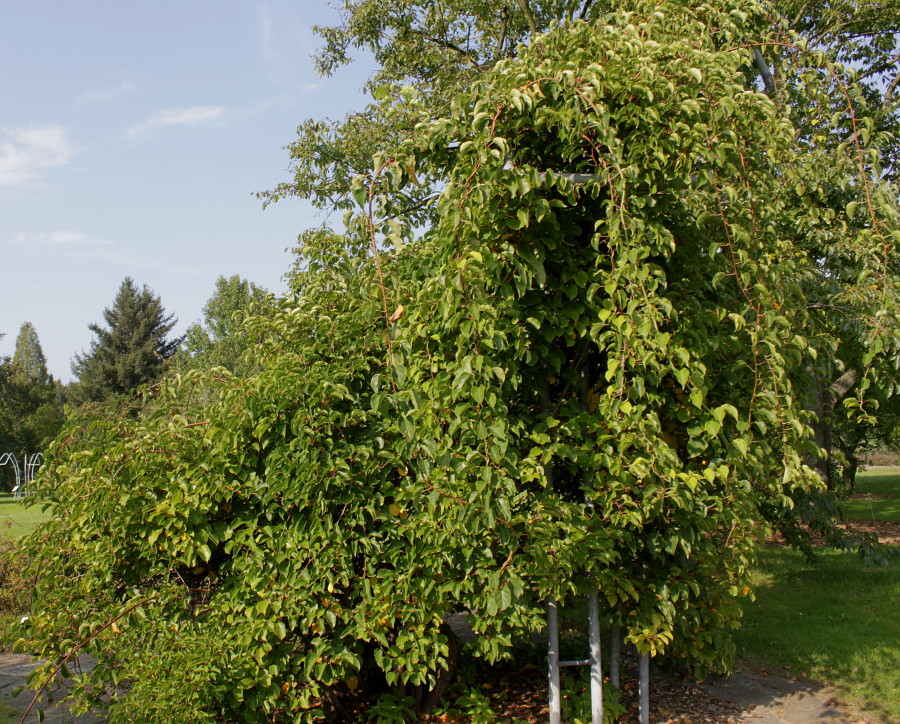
0 494 51 539
842 467 900 522
736 466 900 723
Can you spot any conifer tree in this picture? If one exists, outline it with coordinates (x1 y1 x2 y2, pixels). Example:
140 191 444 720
0 324 64 469
12 322 50 387
72 278 182 402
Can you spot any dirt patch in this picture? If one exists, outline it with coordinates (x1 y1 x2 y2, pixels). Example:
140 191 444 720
860 453 898 466
767 519 900 547
838 519 900 546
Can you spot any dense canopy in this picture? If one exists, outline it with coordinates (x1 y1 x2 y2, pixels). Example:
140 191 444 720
19 1 900 722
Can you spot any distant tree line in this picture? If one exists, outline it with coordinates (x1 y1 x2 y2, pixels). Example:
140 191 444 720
0 275 267 489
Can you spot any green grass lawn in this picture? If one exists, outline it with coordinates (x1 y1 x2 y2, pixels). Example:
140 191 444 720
0 495 51 540
843 467 900 522
736 546 900 723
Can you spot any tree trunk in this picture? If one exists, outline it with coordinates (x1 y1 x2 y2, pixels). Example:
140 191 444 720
842 453 859 493
806 367 858 489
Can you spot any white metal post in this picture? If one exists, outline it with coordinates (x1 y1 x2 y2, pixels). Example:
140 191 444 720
639 652 650 724
587 587 603 724
548 598 561 724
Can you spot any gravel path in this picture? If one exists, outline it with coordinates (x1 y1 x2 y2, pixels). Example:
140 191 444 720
0 654 102 723
700 670 865 724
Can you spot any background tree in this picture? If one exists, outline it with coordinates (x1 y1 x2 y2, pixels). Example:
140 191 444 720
0 357 31 489
71 278 182 403
12 322 50 388
0 324 65 488
174 275 268 377
759 2 900 491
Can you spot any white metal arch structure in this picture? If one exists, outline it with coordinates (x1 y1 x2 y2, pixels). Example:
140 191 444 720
21 452 43 499
0 453 22 498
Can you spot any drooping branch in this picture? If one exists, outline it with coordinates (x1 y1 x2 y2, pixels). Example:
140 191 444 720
403 28 478 62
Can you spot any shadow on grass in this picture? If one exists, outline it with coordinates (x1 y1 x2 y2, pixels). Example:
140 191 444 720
736 546 900 722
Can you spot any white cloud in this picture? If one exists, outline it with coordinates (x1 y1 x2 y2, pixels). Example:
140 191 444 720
5 229 111 248
0 126 75 188
123 105 229 140
2 229 193 275
75 80 136 107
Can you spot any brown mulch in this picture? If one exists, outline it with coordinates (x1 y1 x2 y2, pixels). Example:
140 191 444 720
421 661 745 724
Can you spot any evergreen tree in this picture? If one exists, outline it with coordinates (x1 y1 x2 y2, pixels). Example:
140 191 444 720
12 322 50 387
0 325 64 477
72 278 182 402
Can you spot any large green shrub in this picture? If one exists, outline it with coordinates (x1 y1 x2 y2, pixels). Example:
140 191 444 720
18 1 898 721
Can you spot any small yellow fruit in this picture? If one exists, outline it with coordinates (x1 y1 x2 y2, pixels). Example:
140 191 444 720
346 675 359 692
399 510 408 520
389 503 402 517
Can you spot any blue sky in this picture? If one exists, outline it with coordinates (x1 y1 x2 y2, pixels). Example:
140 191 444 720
0 1 374 381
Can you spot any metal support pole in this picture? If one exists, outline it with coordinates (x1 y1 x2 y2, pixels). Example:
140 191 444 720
548 598 561 724
609 624 620 688
639 652 650 724
587 587 603 724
